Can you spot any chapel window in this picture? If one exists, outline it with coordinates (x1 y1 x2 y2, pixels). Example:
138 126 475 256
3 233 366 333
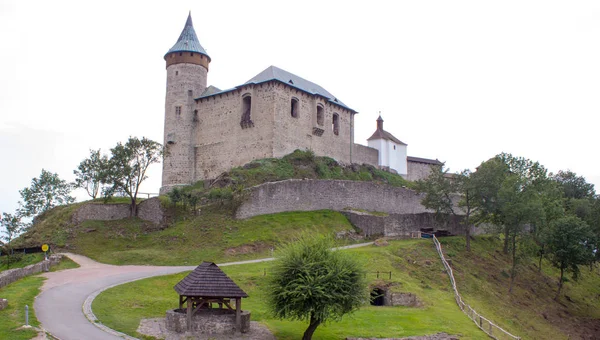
291 98 299 118
316 105 324 126
332 113 339 136
175 106 182 115
241 94 254 128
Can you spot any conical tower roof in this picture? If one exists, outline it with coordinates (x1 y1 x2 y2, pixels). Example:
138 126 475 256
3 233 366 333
165 12 210 61
174 262 248 298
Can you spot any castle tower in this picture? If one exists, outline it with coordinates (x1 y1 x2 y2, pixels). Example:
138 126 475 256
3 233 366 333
161 13 211 193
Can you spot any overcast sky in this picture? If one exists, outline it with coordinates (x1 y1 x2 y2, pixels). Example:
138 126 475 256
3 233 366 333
1 0 599 217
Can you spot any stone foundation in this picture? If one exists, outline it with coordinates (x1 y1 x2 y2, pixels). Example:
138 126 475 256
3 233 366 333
0 255 62 289
385 292 422 307
165 308 251 334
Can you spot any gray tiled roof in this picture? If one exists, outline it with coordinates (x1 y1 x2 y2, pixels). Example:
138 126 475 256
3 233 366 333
174 262 248 298
367 129 407 145
244 66 354 111
165 13 210 60
407 156 443 165
200 85 222 97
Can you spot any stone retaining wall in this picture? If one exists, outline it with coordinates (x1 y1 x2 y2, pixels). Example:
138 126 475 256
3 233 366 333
0 255 62 289
236 179 432 219
72 197 165 225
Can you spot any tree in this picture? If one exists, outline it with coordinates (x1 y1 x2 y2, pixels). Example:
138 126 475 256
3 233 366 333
416 165 478 251
552 170 596 200
102 137 163 216
0 212 24 269
73 149 108 199
19 169 75 219
266 235 367 340
545 216 595 299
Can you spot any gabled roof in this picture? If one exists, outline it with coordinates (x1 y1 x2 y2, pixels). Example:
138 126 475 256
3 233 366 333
196 66 355 112
367 129 407 145
407 156 443 165
200 85 222 97
174 262 248 298
245 66 351 110
165 13 210 60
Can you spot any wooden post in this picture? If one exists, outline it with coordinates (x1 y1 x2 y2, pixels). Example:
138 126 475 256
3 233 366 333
236 297 241 332
179 295 183 309
187 296 192 331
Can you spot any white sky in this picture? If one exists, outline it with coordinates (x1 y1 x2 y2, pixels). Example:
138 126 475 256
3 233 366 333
1 0 599 217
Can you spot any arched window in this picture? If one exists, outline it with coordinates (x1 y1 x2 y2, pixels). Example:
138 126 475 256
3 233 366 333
316 104 324 126
291 97 299 118
241 94 254 128
332 113 339 136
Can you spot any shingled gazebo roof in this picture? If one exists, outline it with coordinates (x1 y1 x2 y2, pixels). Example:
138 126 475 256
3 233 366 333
174 262 248 298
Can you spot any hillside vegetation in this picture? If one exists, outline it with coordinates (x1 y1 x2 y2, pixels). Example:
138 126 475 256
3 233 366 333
93 236 600 339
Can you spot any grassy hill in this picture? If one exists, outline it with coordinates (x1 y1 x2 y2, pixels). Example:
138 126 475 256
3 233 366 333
92 236 600 339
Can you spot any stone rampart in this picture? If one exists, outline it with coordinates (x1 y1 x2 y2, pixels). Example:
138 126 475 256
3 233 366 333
0 255 62 289
353 143 379 166
236 179 430 219
72 197 165 225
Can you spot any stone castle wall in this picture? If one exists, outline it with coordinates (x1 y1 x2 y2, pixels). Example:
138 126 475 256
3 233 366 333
72 198 165 225
235 179 430 219
194 83 275 180
407 161 435 182
353 143 379 166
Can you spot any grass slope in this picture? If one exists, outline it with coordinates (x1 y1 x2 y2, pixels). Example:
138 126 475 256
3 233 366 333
93 237 600 340
0 276 43 340
93 239 489 340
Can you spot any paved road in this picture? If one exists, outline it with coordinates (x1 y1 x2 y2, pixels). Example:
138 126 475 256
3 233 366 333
35 242 373 340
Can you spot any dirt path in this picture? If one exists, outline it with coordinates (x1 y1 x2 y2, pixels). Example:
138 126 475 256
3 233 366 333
34 242 374 340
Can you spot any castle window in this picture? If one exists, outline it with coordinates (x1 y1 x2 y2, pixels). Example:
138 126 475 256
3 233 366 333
191 52 194 56
291 97 299 118
175 106 182 115
332 113 339 136
175 71 179 76
394 145 396 150
179 52 182 56
316 105 324 126
241 94 254 128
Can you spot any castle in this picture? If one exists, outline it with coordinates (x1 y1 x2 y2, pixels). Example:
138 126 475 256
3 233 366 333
161 14 442 193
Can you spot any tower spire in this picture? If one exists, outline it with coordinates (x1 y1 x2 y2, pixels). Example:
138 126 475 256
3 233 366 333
165 13 210 61
376 112 383 130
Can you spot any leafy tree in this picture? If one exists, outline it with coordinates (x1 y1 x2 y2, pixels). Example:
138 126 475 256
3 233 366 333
102 137 163 216
552 170 596 200
18 169 75 219
416 165 478 251
266 235 367 340
545 216 595 299
73 149 108 199
0 212 24 269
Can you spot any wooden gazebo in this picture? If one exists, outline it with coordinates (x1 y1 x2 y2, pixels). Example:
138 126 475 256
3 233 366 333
174 262 249 331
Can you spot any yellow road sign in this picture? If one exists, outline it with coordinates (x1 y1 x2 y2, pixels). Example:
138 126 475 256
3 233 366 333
41 244 49 252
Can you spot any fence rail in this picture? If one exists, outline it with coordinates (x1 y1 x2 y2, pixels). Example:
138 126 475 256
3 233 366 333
429 234 520 340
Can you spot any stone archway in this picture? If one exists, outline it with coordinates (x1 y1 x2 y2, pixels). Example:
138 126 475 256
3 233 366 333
370 288 386 306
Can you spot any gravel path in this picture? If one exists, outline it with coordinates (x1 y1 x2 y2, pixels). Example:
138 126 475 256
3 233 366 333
34 242 374 340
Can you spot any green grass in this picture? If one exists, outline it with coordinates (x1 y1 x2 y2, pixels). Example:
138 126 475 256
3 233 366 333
0 253 45 272
50 256 79 271
93 239 488 339
66 209 356 265
0 276 44 340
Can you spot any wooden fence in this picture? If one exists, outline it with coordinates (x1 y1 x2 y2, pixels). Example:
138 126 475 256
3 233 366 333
430 234 520 340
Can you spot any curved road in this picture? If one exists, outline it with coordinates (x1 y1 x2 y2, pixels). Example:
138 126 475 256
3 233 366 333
35 243 372 340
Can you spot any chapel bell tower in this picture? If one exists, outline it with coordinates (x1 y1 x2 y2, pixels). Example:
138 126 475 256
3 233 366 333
161 12 210 193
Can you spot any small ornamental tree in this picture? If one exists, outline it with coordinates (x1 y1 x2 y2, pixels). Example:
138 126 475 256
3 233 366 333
266 235 367 340
545 216 595 300
19 169 75 219
102 137 163 217
73 149 108 199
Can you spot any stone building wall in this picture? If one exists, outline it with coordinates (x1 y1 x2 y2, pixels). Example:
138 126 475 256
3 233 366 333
71 198 165 225
235 179 430 219
0 255 62 289
194 83 276 180
406 161 435 182
352 143 379 166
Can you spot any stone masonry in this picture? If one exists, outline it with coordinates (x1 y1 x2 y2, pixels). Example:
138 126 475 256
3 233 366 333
0 255 62 289
71 197 165 225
